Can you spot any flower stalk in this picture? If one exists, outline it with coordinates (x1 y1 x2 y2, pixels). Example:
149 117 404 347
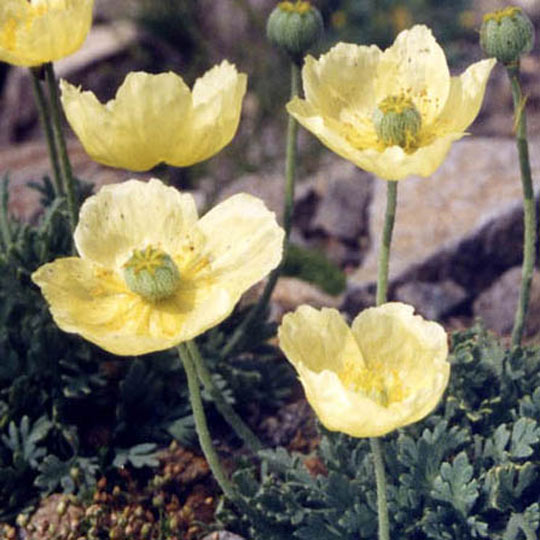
376 181 398 306
186 340 262 452
44 62 77 232
30 68 63 197
372 179 399 540
177 343 237 501
221 61 301 358
370 437 390 540
508 63 537 347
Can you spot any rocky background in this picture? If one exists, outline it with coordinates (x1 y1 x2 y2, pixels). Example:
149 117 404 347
1 0 540 343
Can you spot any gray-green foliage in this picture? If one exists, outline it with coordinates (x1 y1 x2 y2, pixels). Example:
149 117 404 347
220 324 540 539
0 176 292 520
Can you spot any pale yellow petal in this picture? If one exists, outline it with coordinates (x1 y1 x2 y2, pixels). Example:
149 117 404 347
435 58 496 134
375 25 450 127
195 193 284 297
302 43 382 120
351 302 449 393
31 257 235 356
360 132 462 180
170 61 247 166
111 71 193 169
61 79 125 167
288 97 458 180
0 0 93 67
62 72 193 171
278 306 364 373
74 179 199 269
297 363 443 437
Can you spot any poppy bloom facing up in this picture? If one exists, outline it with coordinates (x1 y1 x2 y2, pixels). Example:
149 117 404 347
287 25 495 180
32 179 284 356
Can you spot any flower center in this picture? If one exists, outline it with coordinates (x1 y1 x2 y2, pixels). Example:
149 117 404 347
339 357 406 407
372 95 422 153
277 1 312 14
123 246 181 303
483 6 522 24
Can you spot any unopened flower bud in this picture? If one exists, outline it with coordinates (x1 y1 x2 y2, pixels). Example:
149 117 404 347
267 1 324 63
480 6 535 65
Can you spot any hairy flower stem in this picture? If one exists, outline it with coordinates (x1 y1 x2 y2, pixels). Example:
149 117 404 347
221 61 301 359
370 438 390 540
370 179 398 540
507 63 537 347
186 340 262 452
376 181 398 306
44 62 77 232
178 344 237 501
30 68 62 197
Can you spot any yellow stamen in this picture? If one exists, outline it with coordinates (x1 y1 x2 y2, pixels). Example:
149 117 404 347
278 1 312 15
339 357 406 407
483 6 522 24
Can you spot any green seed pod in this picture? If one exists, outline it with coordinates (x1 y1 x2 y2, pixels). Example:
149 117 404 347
480 6 535 65
372 95 422 152
267 1 324 63
123 246 181 303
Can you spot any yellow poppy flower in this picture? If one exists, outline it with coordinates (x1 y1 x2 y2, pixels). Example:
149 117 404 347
287 25 496 180
278 303 449 437
60 62 247 171
0 0 94 67
32 179 284 356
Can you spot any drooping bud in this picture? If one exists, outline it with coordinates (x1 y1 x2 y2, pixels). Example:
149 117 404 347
480 6 535 65
123 246 180 303
267 1 324 63
372 95 422 152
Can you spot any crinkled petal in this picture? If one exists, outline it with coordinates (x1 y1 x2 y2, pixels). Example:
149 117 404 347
288 97 461 179
170 60 247 166
61 72 193 171
436 58 496 134
0 0 93 67
278 306 364 374
297 363 447 437
196 193 284 297
351 302 449 394
31 257 235 356
375 25 450 127
74 179 199 268
302 43 382 120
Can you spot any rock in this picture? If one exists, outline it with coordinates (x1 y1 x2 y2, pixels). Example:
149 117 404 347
0 140 146 220
217 171 285 218
218 155 373 267
393 280 468 321
349 137 540 297
270 277 342 319
202 532 247 540
473 266 540 337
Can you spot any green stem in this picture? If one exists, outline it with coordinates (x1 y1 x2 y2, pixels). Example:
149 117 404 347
376 181 398 306
221 61 301 359
186 340 262 452
507 63 537 347
30 68 63 197
44 62 77 232
370 179 398 540
177 344 236 501
370 438 390 540
0 178 12 253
